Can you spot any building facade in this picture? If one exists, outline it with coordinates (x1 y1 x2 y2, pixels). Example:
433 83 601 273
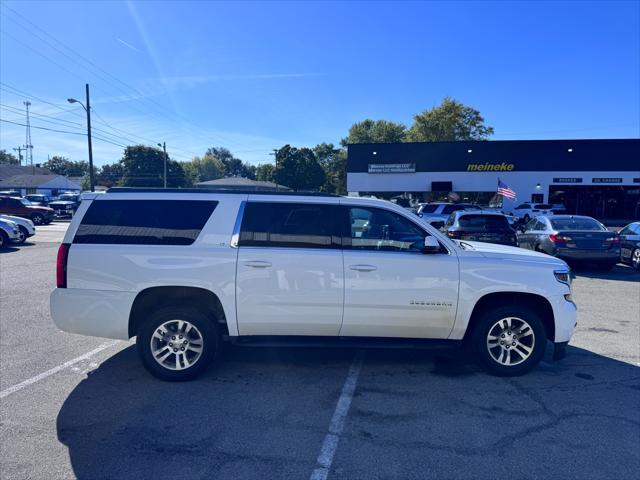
347 139 640 219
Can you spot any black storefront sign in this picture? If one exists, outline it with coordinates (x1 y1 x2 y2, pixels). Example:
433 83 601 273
592 177 623 183
553 177 583 183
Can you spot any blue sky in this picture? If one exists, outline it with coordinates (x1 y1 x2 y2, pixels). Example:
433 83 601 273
1 0 638 167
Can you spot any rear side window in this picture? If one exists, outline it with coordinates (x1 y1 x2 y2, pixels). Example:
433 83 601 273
239 202 341 249
418 204 438 214
458 215 510 229
74 200 217 245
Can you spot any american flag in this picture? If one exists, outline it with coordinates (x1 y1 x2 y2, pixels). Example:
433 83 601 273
497 179 516 199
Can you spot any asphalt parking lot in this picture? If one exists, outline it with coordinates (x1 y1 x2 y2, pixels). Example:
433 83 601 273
1 222 639 480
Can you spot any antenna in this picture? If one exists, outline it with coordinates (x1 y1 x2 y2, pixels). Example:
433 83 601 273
23 101 34 173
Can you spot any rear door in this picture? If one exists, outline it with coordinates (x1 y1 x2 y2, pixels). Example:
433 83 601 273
235 199 344 336
341 204 459 339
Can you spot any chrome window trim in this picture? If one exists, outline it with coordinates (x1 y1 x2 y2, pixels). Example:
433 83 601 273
230 200 246 248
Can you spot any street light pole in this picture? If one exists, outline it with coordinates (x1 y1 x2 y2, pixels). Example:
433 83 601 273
157 142 167 188
67 84 95 192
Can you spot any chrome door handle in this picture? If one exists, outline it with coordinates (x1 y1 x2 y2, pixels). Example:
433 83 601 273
243 260 272 268
349 264 377 272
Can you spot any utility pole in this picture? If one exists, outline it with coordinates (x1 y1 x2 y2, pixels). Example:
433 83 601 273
13 146 24 166
157 142 167 188
269 148 279 191
23 101 34 173
85 84 95 192
67 84 95 191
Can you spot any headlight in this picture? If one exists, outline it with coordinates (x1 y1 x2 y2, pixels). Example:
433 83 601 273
554 270 571 286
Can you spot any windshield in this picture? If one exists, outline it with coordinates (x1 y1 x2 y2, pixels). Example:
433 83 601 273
19 198 33 206
59 195 77 201
458 215 510 229
550 218 606 231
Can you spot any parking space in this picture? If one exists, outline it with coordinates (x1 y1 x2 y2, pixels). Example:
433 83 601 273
0 228 638 479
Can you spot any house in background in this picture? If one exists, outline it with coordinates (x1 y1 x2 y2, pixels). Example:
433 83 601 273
196 177 289 191
0 174 81 197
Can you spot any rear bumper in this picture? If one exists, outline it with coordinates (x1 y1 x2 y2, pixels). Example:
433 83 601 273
555 248 620 261
50 288 135 340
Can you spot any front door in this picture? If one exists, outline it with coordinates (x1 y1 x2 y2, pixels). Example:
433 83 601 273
235 200 344 336
341 204 459 339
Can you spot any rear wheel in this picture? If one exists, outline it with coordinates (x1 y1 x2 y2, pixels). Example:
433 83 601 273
31 213 44 225
471 305 547 376
137 306 218 381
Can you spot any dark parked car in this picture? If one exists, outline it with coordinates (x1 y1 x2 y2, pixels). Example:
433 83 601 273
518 215 620 269
24 194 51 206
443 211 517 246
0 196 54 225
618 221 640 270
49 193 81 218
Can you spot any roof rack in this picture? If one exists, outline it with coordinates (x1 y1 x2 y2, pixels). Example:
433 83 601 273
106 187 340 197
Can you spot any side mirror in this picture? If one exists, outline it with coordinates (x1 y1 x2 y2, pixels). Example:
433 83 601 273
422 236 440 254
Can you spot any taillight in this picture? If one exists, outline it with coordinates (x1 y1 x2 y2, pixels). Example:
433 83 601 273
549 234 571 244
56 243 70 288
448 231 467 238
604 236 620 245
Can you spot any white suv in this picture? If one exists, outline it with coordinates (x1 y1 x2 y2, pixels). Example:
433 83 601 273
51 189 576 381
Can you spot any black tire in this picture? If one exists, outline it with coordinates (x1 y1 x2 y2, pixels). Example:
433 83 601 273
31 213 44 225
137 306 218 381
471 305 547 376
632 249 640 271
16 226 28 244
0 230 8 249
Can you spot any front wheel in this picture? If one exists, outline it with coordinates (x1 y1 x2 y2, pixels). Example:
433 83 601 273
471 305 547 376
16 226 28 244
632 249 640 270
137 306 218 381
0 231 8 249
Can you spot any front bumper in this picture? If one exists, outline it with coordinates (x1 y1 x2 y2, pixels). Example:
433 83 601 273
548 293 577 344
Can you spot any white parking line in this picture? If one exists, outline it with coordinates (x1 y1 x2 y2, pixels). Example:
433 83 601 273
0 341 119 400
310 351 365 480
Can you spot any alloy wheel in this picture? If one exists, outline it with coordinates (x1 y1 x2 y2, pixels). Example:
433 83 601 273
633 249 640 270
150 319 204 371
486 317 535 366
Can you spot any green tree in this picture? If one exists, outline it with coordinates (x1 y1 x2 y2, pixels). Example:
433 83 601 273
206 147 255 179
341 119 407 146
97 162 124 187
407 97 494 142
274 145 325 191
44 156 90 176
120 145 189 188
183 154 225 184
313 143 347 194
255 163 276 183
0 149 20 165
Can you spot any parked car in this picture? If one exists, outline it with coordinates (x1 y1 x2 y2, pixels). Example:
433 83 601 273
0 196 54 225
508 203 554 223
48 193 81 218
0 214 35 244
618 221 640 270
550 203 568 215
0 190 22 197
51 189 576 381
0 217 21 248
416 202 481 228
24 194 51 206
442 211 518 246
517 215 620 270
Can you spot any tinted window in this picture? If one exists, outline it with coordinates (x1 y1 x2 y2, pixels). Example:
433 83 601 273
348 207 426 252
418 204 438 214
458 215 510 230
239 202 341 249
550 218 606 231
74 200 217 245
442 204 466 214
